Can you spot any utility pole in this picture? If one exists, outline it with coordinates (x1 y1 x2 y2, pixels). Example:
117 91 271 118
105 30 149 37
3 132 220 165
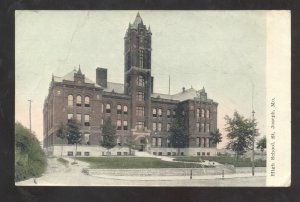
28 99 32 132
252 110 255 176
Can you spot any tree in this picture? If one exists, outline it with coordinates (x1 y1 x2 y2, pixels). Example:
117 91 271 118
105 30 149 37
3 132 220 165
101 117 117 151
224 111 259 161
169 105 188 155
126 135 138 155
256 136 266 158
56 122 67 157
66 119 81 161
15 122 46 181
210 129 223 146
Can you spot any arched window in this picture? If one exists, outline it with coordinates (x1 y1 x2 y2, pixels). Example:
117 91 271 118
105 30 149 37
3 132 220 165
84 96 90 107
196 109 200 117
152 108 157 117
117 104 122 114
117 120 122 130
167 110 171 118
84 114 90 126
139 49 144 68
106 103 111 113
158 108 162 117
76 95 82 106
123 105 128 115
123 120 128 130
68 95 73 106
206 110 210 118
201 109 205 118
136 75 144 87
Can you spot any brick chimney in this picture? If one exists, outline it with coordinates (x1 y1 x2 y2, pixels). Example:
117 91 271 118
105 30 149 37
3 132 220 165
96 68 107 88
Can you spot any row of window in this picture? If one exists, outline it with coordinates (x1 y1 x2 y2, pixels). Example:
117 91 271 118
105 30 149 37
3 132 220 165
68 114 90 126
196 109 210 118
153 122 171 132
196 123 211 133
153 108 175 118
103 104 128 115
196 137 211 148
68 95 90 107
116 120 128 130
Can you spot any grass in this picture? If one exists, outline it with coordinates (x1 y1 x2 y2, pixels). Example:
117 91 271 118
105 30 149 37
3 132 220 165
57 158 69 167
76 157 213 169
174 156 266 167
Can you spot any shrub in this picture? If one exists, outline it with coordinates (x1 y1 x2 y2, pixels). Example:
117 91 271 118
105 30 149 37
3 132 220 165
15 122 47 182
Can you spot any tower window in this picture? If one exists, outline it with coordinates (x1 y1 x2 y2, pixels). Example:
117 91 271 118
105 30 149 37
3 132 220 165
136 106 144 117
76 95 82 107
139 49 144 68
84 96 90 107
136 91 144 101
136 75 144 87
68 95 73 106
117 104 122 114
106 104 111 113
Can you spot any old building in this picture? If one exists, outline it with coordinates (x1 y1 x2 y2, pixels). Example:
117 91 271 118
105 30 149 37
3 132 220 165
43 13 218 156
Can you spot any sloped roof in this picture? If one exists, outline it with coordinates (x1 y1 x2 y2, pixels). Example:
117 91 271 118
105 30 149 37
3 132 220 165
132 12 143 29
103 82 124 93
53 69 101 88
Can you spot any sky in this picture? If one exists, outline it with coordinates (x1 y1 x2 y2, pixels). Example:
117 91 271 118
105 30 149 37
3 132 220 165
15 11 267 148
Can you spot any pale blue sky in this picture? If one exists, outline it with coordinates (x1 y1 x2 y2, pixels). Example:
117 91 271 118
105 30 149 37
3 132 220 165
15 11 267 148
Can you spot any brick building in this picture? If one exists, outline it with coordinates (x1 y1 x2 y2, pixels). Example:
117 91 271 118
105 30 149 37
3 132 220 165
43 13 218 156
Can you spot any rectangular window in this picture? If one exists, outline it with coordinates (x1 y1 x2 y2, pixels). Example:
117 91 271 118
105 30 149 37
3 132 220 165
152 138 156 147
167 123 171 132
153 152 157 155
152 122 157 131
84 115 90 126
206 124 210 132
68 114 73 122
67 151 73 156
136 106 144 117
167 152 171 156
139 49 144 68
202 152 205 156
117 120 122 130
157 123 162 132
117 152 122 156
106 104 111 113
84 96 90 107
123 120 128 130
167 109 171 118
84 152 90 156
167 138 171 147
157 137 162 147
123 152 128 156
76 152 82 156
201 123 205 132
158 152 162 156
77 114 81 123
136 121 144 130
123 105 128 115
196 109 200 117
207 152 210 156
196 137 200 147
136 92 144 101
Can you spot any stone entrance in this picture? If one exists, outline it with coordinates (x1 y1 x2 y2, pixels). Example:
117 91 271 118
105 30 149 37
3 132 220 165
132 131 151 152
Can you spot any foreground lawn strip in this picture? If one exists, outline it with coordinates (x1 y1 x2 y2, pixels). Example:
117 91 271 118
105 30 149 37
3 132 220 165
174 156 266 167
76 157 213 169
57 157 69 167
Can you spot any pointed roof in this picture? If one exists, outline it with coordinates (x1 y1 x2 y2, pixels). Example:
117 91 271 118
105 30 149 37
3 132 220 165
77 66 82 74
132 12 143 29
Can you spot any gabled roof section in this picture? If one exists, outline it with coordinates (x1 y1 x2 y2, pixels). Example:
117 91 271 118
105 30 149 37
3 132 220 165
53 69 102 88
103 82 124 94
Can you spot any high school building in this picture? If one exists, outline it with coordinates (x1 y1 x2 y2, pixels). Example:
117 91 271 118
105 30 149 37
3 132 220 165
43 13 219 156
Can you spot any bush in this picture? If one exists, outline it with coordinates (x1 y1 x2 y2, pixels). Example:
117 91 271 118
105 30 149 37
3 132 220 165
15 122 47 182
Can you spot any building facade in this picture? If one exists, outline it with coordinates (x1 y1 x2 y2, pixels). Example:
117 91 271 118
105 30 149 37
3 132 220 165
43 13 218 156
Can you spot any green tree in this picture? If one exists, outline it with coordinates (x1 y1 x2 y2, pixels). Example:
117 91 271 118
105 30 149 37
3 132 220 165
169 105 188 155
126 135 138 155
101 117 117 151
210 129 223 146
15 122 46 182
66 119 81 161
56 122 68 157
256 136 266 158
224 111 259 162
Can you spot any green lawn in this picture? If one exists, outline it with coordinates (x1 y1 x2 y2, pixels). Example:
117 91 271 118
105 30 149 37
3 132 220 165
57 157 69 167
76 157 213 169
174 156 266 167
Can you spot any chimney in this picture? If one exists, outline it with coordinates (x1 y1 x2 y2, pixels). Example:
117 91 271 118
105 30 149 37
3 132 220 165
182 87 185 92
96 68 107 88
